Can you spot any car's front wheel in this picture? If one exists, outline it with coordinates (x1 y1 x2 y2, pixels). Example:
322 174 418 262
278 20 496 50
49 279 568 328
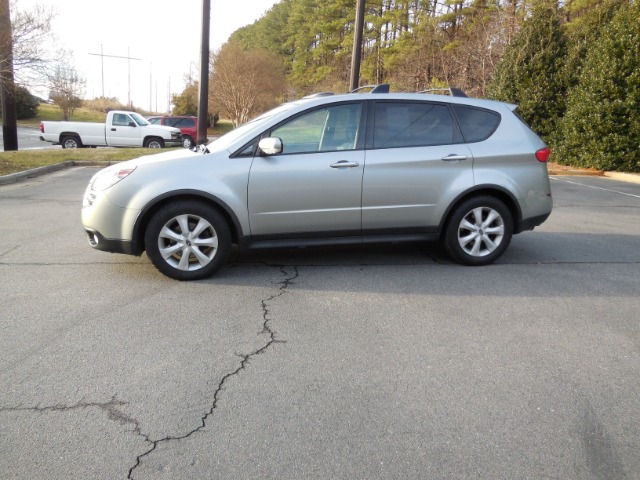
182 136 195 148
144 137 164 148
144 201 231 280
443 196 513 266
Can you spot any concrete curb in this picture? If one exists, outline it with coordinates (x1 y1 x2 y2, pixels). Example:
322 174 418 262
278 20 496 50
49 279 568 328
603 171 640 184
0 161 118 185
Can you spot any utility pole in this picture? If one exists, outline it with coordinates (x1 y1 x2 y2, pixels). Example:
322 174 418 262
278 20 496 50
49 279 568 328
197 0 211 145
0 0 18 151
349 0 366 92
89 47 141 107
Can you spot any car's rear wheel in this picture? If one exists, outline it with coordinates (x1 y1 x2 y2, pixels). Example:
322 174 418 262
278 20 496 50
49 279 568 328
144 201 231 280
61 135 82 149
443 196 513 266
144 137 164 148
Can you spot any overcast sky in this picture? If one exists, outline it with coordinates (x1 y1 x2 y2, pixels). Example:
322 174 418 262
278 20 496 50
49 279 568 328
16 0 280 111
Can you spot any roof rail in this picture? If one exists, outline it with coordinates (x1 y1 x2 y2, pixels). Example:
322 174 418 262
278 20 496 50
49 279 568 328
302 92 335 99
350 83 390 94
419 87 468 98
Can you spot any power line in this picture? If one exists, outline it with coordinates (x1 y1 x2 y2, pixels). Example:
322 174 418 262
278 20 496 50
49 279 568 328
89 46 142 107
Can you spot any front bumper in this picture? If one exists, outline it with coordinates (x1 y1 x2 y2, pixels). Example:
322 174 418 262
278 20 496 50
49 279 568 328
82 185 143 255
164 139 184 147
84 228 139 255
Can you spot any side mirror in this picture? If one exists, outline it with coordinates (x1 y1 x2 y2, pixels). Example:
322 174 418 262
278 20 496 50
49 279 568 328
128 121 136 127
258 137 283 156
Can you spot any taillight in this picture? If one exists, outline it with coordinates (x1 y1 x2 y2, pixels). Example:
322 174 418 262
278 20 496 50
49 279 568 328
536 147 551 162
40 122 44 133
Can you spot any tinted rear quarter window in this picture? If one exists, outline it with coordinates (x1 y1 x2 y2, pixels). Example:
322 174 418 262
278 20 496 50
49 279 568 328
453 106 500 143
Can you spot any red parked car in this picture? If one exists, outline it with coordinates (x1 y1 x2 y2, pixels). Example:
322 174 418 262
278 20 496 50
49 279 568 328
147 115 198 148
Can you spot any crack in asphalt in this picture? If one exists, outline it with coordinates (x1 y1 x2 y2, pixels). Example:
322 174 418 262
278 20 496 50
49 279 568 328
0 396 142 433
126 265 298 479
0 266 298 479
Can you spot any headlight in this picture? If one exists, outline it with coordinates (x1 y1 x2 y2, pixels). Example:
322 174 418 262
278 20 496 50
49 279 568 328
91 166 137 191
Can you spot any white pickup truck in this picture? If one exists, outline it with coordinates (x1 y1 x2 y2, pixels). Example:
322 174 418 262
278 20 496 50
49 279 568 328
40 110 183 149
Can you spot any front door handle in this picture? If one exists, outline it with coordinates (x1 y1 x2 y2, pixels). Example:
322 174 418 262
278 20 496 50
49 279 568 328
330 160 360 168
441 154 468 162
111 128 117 131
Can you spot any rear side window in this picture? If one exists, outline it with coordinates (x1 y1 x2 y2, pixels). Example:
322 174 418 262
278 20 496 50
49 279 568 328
373 102 455 148
453 106 500 143
174 118 195 128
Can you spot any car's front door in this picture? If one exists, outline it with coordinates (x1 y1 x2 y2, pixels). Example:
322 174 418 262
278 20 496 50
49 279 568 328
107 113 141 147
248 102 365 237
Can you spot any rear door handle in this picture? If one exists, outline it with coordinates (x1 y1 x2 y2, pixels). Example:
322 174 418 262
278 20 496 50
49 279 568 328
330 160 360 168
441 154 468 162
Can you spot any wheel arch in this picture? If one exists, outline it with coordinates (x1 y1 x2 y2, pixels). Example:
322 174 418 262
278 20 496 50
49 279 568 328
59 132 83 144
143 136 164 148
131 190 244 255
439 185 523 238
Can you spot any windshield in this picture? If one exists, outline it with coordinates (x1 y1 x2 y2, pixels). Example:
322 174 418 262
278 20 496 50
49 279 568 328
131 112 150 126
207 102 299 152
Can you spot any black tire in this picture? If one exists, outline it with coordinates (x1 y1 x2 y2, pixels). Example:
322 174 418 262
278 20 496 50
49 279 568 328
144 201 231 280
144 137 164 148
61 135 82 149
443 196 513 266
182 136 195 148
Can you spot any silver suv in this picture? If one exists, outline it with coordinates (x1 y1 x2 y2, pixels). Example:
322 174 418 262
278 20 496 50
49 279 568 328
82 87 553 280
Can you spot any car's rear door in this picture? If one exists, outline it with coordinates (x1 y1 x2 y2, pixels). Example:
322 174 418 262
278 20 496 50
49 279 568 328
362 100 474 232
248 102 365 237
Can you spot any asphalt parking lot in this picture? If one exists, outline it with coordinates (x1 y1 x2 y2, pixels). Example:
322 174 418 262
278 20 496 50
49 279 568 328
1 167 639 480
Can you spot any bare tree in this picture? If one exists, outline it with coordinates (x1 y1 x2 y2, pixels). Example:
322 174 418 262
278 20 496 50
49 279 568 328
209 45 285 126
4 1 58 90
49 59 85 120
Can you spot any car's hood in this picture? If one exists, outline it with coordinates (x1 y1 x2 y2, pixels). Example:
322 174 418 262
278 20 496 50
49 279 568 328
120 147 200 168
147 124 181 134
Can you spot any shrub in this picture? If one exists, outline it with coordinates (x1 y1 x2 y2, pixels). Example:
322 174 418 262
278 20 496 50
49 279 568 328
488 6 567 140
556 1 640 172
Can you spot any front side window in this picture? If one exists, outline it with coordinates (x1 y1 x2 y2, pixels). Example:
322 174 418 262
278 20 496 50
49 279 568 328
271 103 362 154
373 102 455 149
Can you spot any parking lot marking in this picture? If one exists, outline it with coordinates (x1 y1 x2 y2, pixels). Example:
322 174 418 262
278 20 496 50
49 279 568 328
551 177 640 199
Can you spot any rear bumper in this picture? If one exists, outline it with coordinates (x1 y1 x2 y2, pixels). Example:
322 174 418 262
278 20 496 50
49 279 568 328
517 212 551 233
